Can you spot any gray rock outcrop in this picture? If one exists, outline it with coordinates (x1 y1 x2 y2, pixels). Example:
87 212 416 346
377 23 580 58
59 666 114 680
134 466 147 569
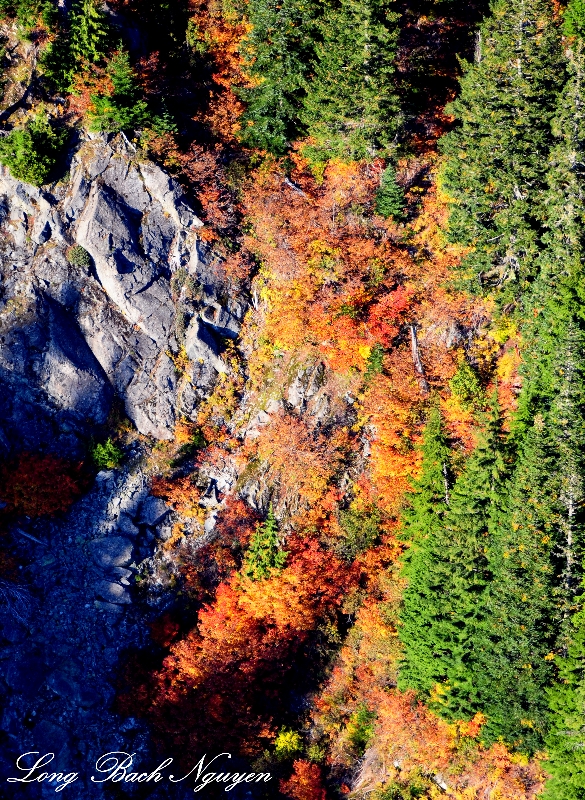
0 132 247 452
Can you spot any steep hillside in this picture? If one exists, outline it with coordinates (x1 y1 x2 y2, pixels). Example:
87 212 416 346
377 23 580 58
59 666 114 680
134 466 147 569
0 2 582 800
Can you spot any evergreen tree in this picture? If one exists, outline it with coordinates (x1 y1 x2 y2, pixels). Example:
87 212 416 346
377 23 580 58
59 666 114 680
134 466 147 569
565 0 585 38
69 0 109 65
301 0 401 165
375 164 405 220
439 0 564 304
238 0 323 154
476 325 585 752
398 398 509 718
243 505 287 581
41 0 109 92
472 414 560 752
398 405 452 695
543 603 585 800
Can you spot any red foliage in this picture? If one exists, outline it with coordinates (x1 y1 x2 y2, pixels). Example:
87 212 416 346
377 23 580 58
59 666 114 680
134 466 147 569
281 761 327 800
0 452 86 517
121 538 357 758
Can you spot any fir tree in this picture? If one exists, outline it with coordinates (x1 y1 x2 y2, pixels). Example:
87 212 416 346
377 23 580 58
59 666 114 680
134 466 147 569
70 0 109 65
243 505 287 581
439 0 564 304
375 164 405 220
398 405 452 695
430 396 510 722
543 603 585 800
398 398 509 718
301 0 401 165
238 0 323 154
476 408 567 753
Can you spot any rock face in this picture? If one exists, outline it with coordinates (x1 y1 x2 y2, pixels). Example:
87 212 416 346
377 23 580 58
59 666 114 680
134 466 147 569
0 133 247 452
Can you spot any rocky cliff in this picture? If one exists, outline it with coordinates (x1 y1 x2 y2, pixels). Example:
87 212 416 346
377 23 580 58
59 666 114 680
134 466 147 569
0 131 246 455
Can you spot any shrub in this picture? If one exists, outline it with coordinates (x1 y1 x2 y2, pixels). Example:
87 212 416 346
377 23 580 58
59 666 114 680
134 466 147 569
0 452 85 517
66 245 92 269
564 0 585 37
91 438 123 470
0 115 68 186
336 506 381 561
449 355 483 410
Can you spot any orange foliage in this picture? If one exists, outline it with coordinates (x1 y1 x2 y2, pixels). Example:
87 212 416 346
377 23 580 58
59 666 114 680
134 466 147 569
245 413 350 515
151 474 201 518
123 538 357 757
281 761 327 800
0 453 86 517
356 690 546 799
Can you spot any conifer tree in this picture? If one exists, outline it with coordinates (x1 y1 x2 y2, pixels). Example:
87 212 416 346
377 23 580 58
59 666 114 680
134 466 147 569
429 396 510 722
398 405 452 694
398 398 509 717
543 603 585 800
375 164 405 220
301 0 401 164
238 0 323 154
439 0 564 303
242 505 287 581
471 413 560 752
69 0 109 65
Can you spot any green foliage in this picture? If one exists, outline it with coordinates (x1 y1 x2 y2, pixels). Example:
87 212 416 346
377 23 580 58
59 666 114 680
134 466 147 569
0 0 56 33
66 246 92 269
398 398 509 720
345 705 376 755
375 165 405 220
397 406 452 694
336 506 381 561
41 0 109 92
88 51 150 133
449 356 483 410
91 438 123 471
365 343 385 381
0 115 67 186
242 504 287 581
238 0 323 154
302 0 401 165
439 0 564 303
565 0 585 38
70 0 109 65
543 603 585 800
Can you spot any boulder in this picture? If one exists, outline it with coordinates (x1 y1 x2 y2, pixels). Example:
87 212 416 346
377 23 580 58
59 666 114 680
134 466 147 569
90 536 134 568
138 496 171 527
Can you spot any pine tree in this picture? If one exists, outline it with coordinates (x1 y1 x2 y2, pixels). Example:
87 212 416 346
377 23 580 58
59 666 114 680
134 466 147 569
543 604 585 800
398 405 452 695
301 0 401 165
238 0 323 154
242 505 287 581
439 0 564 304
